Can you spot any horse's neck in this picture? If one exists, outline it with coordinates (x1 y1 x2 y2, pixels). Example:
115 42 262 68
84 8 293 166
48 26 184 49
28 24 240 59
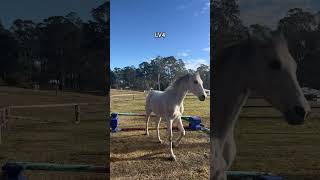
213 66 249 142
165 84 188 106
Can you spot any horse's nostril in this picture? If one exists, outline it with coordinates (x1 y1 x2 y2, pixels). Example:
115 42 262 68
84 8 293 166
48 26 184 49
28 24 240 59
294 106 306 118
199 95 205 101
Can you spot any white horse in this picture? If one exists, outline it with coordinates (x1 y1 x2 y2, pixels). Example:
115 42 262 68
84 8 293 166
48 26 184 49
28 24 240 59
211 31 311 179
145 72 207 161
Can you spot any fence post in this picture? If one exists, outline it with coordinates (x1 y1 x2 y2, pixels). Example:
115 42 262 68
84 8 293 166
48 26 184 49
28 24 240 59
0 109 3 144
6 107 10 118
0 125 2 144
74 104 80 124
0 109 3 124
4 107 10 129
3 108 7 128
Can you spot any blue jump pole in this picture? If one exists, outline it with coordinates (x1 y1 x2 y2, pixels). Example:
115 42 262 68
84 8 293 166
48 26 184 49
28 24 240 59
226 171 284 180
110 112 210 134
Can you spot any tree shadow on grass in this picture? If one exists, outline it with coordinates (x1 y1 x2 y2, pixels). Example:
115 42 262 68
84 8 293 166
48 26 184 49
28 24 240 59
110 151 168 162
111 137 209 155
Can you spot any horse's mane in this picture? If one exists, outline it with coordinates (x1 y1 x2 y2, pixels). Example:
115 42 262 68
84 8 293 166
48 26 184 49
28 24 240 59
165 73 191 91
214 33 289 76
214 31 288 77
213 38 252 76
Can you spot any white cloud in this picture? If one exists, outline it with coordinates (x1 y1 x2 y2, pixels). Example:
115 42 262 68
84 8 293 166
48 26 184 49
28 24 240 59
201 2 210 14
195 2 210 16
177 4 187 10
185 58 209 70
202 47 210 52
177 50 191 57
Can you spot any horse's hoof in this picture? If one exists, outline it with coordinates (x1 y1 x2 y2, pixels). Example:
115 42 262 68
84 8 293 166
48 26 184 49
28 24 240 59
158 140 163 144
145 132 149 136
169 155 177 161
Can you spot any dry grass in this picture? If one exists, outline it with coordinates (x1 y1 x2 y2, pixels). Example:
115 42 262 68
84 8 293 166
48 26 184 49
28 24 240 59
111 90 320 179
233 98 320 179
110 89 210 179
0 86 107 180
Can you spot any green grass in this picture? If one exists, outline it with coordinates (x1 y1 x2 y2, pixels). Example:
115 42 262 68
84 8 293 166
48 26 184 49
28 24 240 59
0 86 107 180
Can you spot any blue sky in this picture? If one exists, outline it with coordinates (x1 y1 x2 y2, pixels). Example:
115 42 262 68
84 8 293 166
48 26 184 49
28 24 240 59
110 0 210 70
0 0 106 28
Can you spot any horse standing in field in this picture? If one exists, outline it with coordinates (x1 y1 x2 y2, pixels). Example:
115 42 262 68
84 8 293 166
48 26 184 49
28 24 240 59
145 72 207 161
211 31 311 180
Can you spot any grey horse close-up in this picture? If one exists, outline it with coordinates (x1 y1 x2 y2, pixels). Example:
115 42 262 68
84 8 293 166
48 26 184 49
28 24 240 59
211 31 311 180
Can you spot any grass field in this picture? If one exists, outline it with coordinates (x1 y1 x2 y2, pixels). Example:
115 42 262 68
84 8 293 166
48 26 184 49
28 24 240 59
0 86 107 180
110 89 210 179
111 89 320 180
233 98 320 180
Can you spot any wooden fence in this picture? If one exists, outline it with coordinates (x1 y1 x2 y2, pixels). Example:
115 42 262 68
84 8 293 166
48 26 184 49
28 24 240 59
0 102 105 145
0 107 11 144
240 98 320 118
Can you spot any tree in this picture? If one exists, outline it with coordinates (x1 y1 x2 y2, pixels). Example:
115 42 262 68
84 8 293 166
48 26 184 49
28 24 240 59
110 56 206 91
278 8 317 62
0 28 19 83
300 49 320 89
197 64 210 89
0 2 108 92
278 8 318 84
212 0 248 68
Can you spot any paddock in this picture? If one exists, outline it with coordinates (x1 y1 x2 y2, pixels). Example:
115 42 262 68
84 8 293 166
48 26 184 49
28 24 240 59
110 89 210 179
233 97 320 180
111 89 320 179
0 87 107 180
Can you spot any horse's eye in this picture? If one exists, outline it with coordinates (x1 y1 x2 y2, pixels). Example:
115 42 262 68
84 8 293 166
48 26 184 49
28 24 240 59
268 60 281 70
194 80 198 84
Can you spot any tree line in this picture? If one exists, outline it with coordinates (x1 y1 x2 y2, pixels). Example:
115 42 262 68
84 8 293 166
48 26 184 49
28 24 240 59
110 56 210 91
213 0 320 89
0 2 108 92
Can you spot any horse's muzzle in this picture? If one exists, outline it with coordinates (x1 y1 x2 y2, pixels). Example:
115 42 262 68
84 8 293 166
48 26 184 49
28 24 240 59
199 95 206 101
284 105 309 125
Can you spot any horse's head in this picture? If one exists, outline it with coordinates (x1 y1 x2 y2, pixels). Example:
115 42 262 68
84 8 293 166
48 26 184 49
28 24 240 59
188 72 207 101
247 31 310 125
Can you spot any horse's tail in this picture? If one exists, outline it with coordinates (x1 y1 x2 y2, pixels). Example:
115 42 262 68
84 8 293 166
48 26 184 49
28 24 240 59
145 90 154 135
145 91 152 106
145 90 153 113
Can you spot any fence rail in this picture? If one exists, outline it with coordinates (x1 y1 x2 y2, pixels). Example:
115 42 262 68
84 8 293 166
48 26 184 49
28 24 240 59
240 98 320 119
0 102 105 145
10 102 104 109
2 161 108 174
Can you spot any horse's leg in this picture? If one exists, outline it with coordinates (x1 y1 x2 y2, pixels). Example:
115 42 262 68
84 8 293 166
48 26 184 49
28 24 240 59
145 111 151 136
223 130 236 169
211 131 235 180
211 138 227 180
173 117 185 147
167 119 176 161
156 116 163 144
